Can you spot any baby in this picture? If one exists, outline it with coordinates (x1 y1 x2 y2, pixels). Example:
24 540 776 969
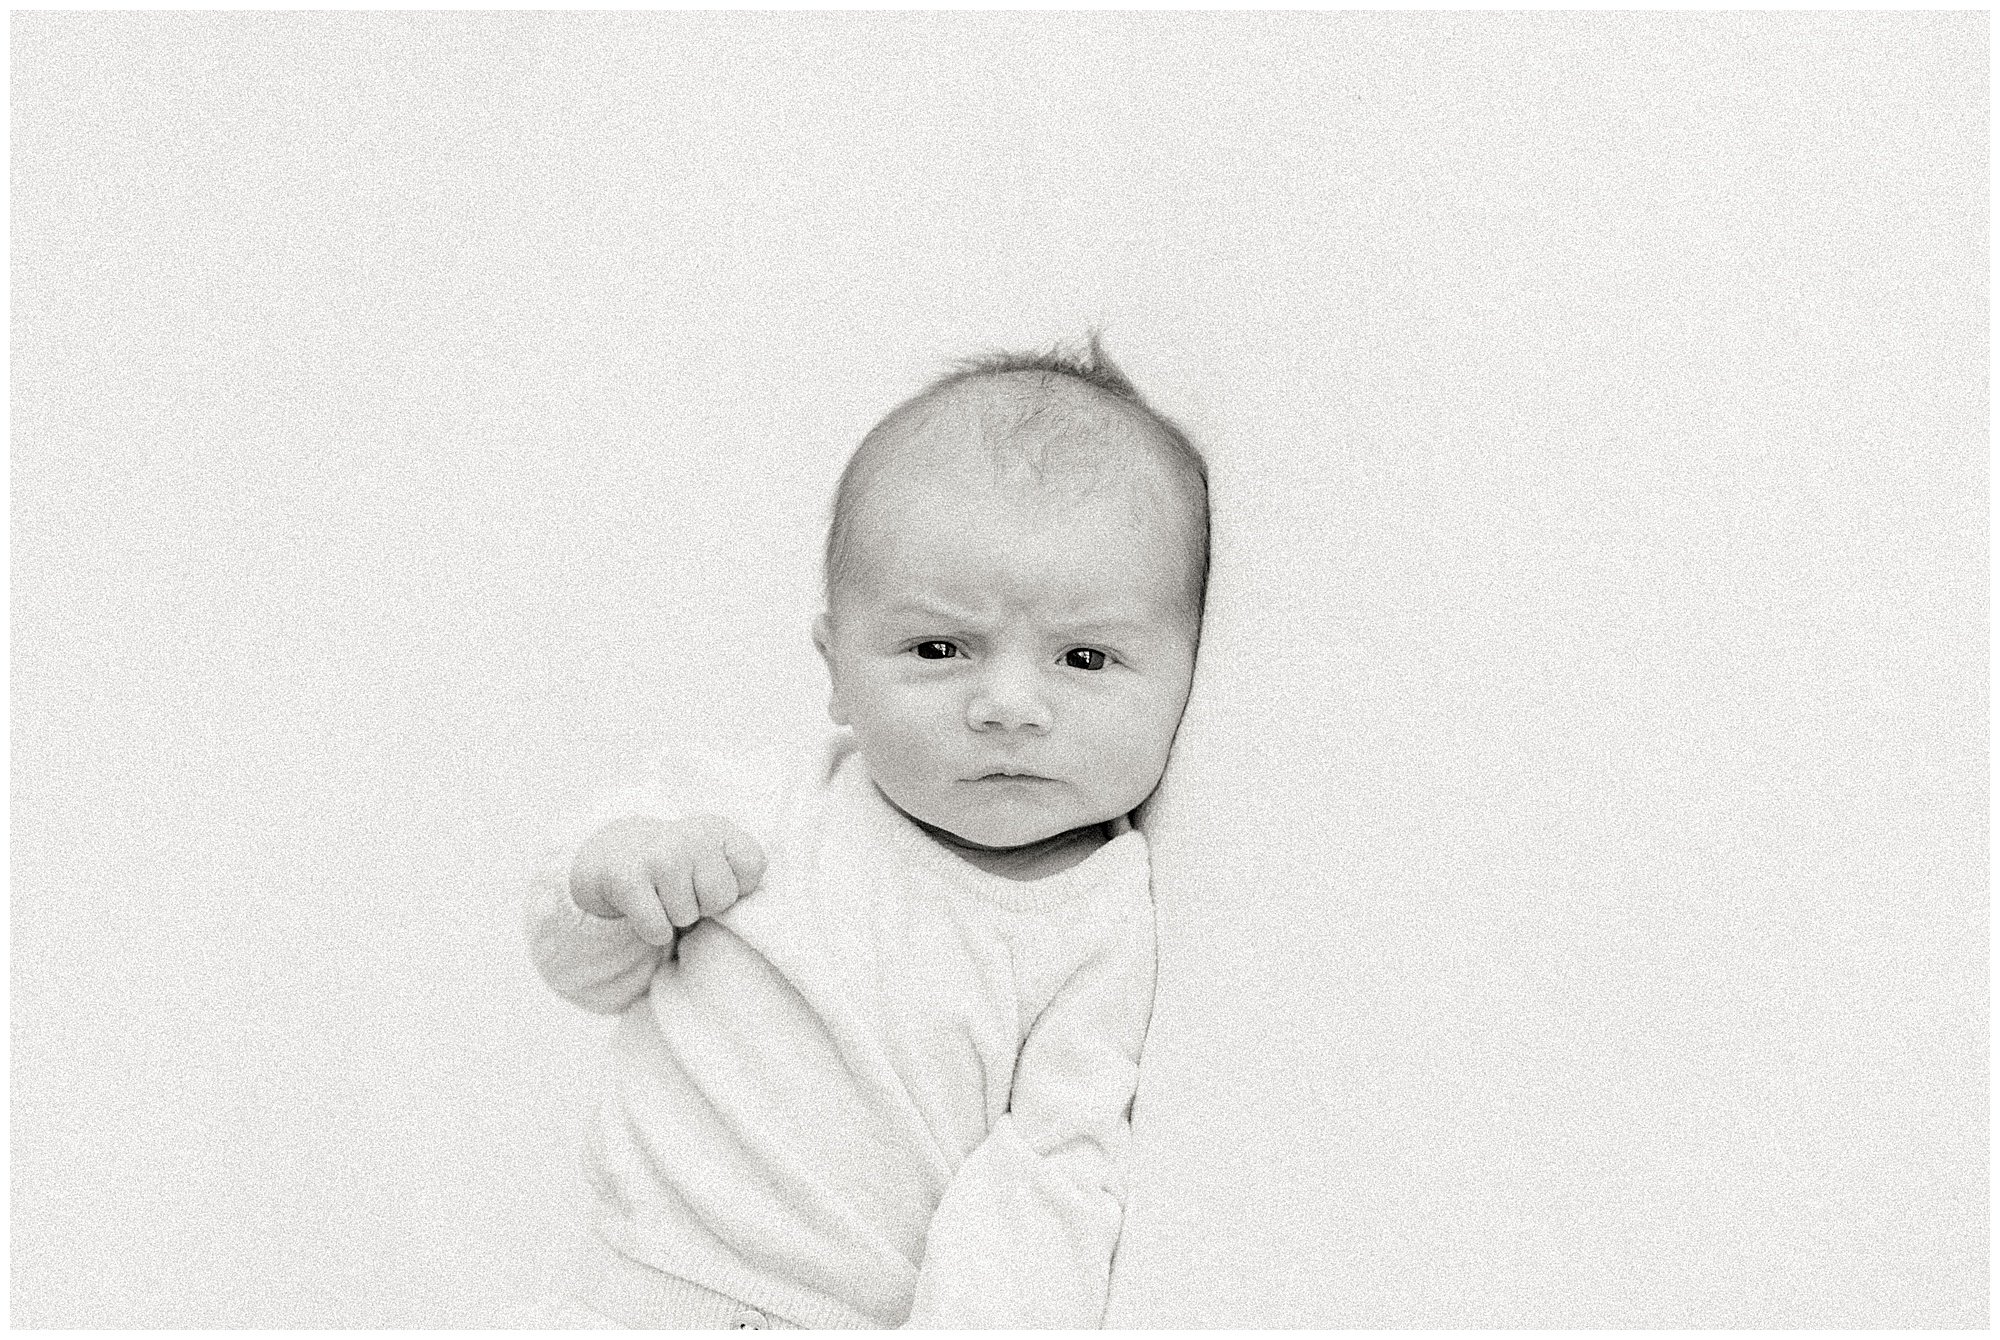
525 337 1208 1329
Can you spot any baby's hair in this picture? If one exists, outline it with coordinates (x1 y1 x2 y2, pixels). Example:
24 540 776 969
823 332 1211 621
932 330 1147 403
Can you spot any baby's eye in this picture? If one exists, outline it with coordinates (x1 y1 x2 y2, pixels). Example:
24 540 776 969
913 641 959 660
1063 648 1110 671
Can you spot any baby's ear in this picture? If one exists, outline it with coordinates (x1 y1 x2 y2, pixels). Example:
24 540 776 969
811 613 849 726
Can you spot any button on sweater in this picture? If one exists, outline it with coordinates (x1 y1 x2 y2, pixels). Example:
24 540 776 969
524 731 1158 1329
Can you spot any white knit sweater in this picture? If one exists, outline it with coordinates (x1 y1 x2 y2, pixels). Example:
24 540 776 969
524 731 1157 1328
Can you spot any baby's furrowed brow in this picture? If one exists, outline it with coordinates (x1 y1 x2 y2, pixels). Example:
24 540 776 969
876 601 1160 642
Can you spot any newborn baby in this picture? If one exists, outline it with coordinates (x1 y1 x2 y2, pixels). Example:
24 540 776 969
525 338 1209 1329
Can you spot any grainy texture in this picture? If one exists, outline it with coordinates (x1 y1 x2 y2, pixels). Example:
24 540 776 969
11 10 1984 1328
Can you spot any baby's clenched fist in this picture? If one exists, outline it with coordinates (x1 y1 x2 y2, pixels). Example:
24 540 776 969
569 814 768 946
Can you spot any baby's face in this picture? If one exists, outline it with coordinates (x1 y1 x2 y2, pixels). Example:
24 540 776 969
814 467 1199 850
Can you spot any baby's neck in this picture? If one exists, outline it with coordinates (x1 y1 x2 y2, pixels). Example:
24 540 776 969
907 813 1111 882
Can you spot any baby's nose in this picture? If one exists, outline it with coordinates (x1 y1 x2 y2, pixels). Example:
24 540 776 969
966 665 1050 733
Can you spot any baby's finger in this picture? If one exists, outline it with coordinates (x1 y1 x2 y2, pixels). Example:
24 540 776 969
690 848 741 917
648 856 702 929
606 873 676 946
722 830 768 894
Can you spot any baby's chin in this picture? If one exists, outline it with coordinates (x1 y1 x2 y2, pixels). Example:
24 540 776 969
902 793 1095 851
941 813 1079 850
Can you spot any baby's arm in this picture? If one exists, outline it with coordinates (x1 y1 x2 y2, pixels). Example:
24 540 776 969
904 907 1158 1328
524 765 767 1014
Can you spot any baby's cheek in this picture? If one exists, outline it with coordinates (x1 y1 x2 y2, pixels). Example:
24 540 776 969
880 709 954 779
1117 704 1180 783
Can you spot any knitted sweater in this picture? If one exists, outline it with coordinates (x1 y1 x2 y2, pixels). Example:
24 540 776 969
523 731 1158 1328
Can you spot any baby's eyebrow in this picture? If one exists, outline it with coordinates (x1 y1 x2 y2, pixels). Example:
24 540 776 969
1053 618 1152 638
885 602 972 623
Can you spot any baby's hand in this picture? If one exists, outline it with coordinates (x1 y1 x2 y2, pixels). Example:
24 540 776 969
568 814 768 945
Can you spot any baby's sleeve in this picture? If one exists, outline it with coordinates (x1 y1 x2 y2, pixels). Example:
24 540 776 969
903 905 1159 1329
521 763 688 1015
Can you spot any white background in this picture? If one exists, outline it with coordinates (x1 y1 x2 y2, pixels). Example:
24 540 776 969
11 11 1985 1327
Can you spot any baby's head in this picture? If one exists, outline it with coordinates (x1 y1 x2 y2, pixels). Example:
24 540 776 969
813 337 1209 849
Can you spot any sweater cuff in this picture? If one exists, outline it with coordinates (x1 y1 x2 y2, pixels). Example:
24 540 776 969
528 853 652 949
558 889 651 945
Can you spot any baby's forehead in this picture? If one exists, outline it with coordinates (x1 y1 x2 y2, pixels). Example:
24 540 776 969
859 460 1197 603
859 478 1192 612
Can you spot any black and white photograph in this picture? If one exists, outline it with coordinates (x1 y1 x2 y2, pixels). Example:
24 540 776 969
9 8 1986 1329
